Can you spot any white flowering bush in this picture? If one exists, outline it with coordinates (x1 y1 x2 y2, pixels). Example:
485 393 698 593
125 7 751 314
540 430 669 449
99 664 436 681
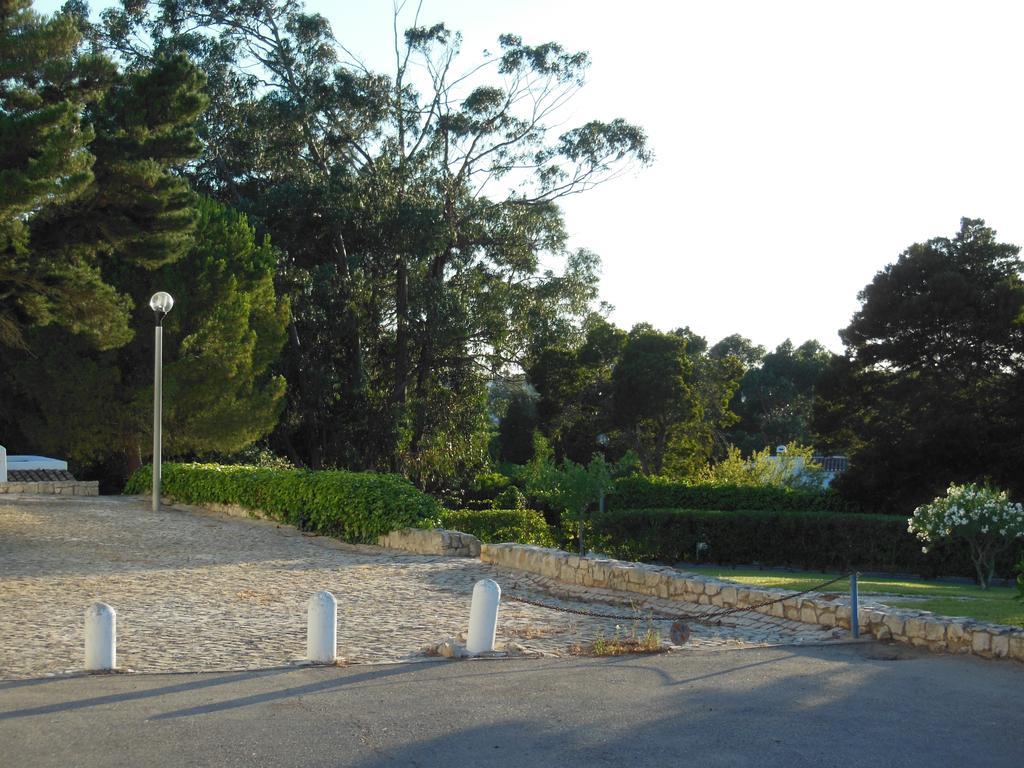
908 483 1024 588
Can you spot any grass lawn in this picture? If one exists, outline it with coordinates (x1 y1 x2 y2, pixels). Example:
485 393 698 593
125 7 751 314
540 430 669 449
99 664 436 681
683 565 1024 628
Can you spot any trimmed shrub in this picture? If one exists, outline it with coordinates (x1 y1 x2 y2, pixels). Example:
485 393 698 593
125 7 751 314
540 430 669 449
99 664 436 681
608 476 859 514
440 508 556 547
909 482 1024 588
125 463 441 543
455 471 513 510
591 507 1019 579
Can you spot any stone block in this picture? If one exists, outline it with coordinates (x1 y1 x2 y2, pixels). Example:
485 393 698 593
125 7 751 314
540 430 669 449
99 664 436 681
609 566 631 589
863 610 886 627
924 622 946 643
1009 634 1024 661
667 578 688 597
945 621 968 646
703 581 722 597
904 618 926 639
541 558 561 580
990 633 1010 658
719 586 737 606
800 606 818 624
970 631 991 655
883 614 906 637
626 568 645 585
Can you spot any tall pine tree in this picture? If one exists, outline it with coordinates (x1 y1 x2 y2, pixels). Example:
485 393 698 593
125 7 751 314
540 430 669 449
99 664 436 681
0 0 119 349
0 196 289 475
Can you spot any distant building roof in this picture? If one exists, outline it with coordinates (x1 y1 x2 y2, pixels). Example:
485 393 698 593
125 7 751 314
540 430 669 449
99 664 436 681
7 455 68 471
813 456 849 473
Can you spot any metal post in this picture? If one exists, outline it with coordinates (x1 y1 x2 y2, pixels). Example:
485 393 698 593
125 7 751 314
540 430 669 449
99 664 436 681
307 591 337 663
85 602 116 671
152 324 162 513
850 572 860 639
467 579 501 654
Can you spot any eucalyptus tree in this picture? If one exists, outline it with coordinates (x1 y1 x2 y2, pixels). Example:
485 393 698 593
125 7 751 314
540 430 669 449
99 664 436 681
99 0 650 483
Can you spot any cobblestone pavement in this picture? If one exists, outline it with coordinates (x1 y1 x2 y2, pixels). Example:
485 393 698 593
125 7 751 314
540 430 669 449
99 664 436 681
0 495 846 678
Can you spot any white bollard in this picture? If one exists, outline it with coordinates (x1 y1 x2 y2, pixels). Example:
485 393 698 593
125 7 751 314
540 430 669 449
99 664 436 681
0 444 6 483
307 590 337 663
466 579 501 655
85 602 116 671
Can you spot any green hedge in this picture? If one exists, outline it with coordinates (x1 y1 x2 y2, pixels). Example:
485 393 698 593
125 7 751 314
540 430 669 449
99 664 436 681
591 508 1020 579
608 476 860 514
439 508 556 547
125 463 441 543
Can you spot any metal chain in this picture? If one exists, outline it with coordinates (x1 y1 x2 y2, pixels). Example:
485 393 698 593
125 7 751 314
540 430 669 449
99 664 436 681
503 571 852 628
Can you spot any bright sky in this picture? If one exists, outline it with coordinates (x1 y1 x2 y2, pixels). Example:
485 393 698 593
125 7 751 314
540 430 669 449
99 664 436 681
39 0 1024 352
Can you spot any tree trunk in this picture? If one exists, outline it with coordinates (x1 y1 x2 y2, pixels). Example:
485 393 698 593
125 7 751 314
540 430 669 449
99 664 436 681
393 254 409 409
123 444 142 476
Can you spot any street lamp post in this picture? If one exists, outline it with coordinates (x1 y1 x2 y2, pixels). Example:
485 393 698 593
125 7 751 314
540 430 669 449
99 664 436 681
150 292 174 512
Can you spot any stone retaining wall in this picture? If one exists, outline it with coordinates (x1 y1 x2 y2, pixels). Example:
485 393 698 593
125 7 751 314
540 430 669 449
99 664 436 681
481 543 1024 662
378 528 481 558
0 480 98 496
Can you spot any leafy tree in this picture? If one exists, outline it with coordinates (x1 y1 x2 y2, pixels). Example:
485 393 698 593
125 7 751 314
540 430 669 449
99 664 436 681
709 334 765 370
662 327 743 477
0 0 122 349
909 483 1024 589
523 451 624 554
0 196 289 475
814 218 1024 512
725 339 832 454
528 321 741 476
527 315 625 463
99 1 649 484
700 442 827 490
498 391 538 465
610 325 695 474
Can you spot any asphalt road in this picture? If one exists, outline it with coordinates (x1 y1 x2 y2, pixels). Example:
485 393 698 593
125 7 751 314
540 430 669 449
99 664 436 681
2 643 1022 768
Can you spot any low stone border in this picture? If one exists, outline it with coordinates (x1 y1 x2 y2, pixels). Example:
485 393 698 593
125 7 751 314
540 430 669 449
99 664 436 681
0 480 98 496
378 528 481 558
480 543 1024 662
